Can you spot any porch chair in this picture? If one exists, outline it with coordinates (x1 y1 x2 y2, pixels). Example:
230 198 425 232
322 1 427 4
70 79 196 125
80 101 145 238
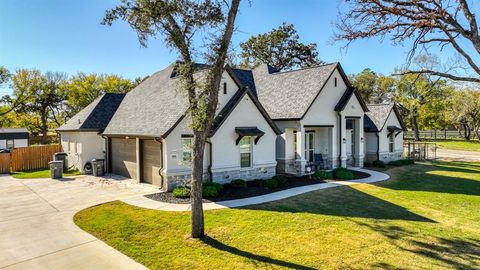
308 153 324 171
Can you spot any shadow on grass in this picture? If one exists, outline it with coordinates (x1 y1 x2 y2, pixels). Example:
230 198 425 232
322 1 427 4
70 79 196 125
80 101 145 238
244 185 434 222
355 221 480 270
201 236 316 270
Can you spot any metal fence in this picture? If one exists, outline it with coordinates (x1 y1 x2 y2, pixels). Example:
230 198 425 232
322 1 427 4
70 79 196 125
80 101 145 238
403 141 437 161
404 130 470 140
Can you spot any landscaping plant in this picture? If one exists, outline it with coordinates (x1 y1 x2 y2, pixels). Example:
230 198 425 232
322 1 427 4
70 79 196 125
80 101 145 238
230 179 247 188
313 170 333 179
172 187 190 198
259 178 279 188
272 175 288 185
333 168 354 180
372 160 386 168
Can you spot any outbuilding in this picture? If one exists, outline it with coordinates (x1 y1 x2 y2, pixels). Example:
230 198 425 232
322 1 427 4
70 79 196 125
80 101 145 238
0 128 29 150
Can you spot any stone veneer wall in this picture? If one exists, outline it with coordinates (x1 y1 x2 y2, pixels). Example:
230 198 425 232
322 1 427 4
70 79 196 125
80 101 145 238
277 158 334 176
164 166 276 190
364 151 403 164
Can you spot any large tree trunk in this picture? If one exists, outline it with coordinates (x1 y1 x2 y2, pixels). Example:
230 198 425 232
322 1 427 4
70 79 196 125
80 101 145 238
412 114 421 141
463 122 471 140
191 131 207 238
41 108 49 144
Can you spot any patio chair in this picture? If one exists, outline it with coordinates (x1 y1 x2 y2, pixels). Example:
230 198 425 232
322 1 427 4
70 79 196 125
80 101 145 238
307 153 324 171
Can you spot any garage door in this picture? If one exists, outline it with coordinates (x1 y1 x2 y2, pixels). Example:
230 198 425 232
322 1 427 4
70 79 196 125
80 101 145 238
141 140 161 185
111 138 137 179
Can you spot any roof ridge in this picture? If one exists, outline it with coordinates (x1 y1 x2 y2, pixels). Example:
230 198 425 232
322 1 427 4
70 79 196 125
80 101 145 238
268 62 338 75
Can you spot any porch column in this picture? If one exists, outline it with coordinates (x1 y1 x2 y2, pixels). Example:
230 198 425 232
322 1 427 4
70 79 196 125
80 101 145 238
327 127 335 169
339 114 347 168
354 116 365 167
295 124 306 174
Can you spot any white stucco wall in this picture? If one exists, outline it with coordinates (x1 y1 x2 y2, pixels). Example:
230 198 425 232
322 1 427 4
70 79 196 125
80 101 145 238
216 71 240 112
59 131 105 172
0 139 28 149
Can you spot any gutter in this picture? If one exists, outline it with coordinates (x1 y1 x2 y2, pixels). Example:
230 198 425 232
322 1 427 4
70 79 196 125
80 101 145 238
205 140 213 182
101 134 110 173
375 132 380 161
154 137 165 190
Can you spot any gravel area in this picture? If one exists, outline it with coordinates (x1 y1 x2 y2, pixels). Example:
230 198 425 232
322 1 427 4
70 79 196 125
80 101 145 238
145 170 370 204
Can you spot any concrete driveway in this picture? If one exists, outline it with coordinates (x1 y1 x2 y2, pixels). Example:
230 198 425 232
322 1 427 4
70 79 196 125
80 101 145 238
0 174 158 270
436 149 480 162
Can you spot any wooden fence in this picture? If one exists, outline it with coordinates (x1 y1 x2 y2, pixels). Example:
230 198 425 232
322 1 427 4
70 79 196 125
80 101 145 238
0 144 62 173
404 129 474 140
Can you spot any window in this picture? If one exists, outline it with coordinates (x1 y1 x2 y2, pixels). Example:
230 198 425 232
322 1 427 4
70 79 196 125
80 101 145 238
181 137 193 162
69 142 76 154
223 82 227 94
239 136 252 168
334 77 337 87
6 139 14 149
389 133 395 153
304 132 315 162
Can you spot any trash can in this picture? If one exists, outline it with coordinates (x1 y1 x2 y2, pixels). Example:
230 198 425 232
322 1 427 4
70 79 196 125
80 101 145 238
49 161 63 179
53 152 68 172
92 159 105 177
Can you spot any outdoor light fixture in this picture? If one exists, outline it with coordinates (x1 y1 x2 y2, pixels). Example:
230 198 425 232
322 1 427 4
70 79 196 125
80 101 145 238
125 136 130 140
343 138 346 143
361 137 364 142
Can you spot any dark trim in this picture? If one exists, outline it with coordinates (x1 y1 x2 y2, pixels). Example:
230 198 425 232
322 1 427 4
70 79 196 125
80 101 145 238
162 114 185 139
181 134 193 138
376 133 380 160
57 129 102 132
0 132 29 140
225 64 245 89
338 112 343 167
154 137 165 190
304 125 334 128
334 87 369 112
272 118 302 121
345 116 361 119
305 130 316 133
102 134 162 140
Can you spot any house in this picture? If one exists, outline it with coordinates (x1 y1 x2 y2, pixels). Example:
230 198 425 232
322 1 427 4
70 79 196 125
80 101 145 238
100 64 280 190
57 93 125 172
364 104 406 164
233 63 369 175
0 128 29 150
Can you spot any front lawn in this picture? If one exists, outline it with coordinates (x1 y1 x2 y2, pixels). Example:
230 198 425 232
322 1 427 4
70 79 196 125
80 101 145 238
432 139 480 152
74 162 480 269
11 169 81 179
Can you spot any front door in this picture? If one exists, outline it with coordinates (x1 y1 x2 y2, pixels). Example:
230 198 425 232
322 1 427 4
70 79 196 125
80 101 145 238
304 132 315 162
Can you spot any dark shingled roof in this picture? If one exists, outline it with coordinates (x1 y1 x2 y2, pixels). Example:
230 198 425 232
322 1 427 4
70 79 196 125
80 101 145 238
252 63 341 119
0 128 29 140
364 104 406 132
231 69 257 95
57 93 125 132
334 87 369 112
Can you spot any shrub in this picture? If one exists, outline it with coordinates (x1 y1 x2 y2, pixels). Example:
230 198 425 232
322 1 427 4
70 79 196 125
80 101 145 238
202 185 219 198
172 187 190 198
259 178 279 188
388 159 415 166
372 160 386 168
230 179 247 188
273 175 288 185
332 167 354 180
313 170 333 179
204 182 223 192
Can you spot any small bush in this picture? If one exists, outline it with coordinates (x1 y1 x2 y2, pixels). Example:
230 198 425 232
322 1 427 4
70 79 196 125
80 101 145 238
332 167 354 180
202 185 219 198
204 182 223 192
259 178 279 188
230 179 247 188
388 159 415 166
313 170 333 179
372 160 386 168
273 175 288 185
172 187 190 198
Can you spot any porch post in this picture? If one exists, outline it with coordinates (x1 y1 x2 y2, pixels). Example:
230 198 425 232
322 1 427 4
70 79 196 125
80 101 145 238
339 114 347 168
327 127 335 169
295 124 306 175
354 116 365 167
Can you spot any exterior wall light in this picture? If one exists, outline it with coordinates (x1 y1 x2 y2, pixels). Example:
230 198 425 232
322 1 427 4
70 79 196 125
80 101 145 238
125 136 130 140
342 138 346 143
361 137 364 142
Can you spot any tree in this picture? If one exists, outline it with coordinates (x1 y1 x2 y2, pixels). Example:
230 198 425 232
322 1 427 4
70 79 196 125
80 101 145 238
336 0 480 83
103 0 241 238
350 68 395 104
393 74 449 141
240 23 322 71
448 89 480 140
12 70 67 144
64 73 133 117
0 66 10 85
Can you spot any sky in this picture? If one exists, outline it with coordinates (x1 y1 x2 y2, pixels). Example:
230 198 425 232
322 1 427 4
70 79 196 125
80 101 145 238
0 0 414 95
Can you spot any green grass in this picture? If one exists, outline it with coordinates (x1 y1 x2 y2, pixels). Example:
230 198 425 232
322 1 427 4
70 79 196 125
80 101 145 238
74 162 480 269
432 139 480 152
11 169 81 179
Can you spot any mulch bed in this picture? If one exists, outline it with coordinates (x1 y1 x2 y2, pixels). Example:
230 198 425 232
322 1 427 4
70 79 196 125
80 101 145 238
145 170 370 204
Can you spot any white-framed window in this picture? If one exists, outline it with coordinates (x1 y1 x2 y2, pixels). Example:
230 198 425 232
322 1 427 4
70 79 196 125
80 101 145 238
76 142 82 154
6 139 14 149
66 141 70 153
69 141 76 154
304 132 315 162
239 136 252 168
389 133 395 153
181 137 193 162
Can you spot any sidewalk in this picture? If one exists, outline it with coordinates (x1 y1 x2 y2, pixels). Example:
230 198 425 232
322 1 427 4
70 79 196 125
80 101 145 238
121 168 390 212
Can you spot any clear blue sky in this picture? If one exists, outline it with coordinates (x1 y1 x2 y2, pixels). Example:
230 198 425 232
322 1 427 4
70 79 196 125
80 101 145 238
0 0 411 95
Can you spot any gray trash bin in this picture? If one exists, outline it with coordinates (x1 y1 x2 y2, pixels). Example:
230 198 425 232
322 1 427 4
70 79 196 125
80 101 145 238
53 152 68 172
92 159 105 177
49 161 63 179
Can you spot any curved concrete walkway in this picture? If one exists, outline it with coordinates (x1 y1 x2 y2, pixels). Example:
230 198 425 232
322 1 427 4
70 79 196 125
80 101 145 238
122 168 390 212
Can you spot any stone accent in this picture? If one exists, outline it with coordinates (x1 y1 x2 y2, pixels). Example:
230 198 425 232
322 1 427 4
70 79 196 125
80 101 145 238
211 166 276 184
378 151 403 164
277 159 297 174
354 156 364 167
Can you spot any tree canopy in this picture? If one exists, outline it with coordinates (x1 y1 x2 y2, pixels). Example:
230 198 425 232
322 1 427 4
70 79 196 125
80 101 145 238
240 23 322 71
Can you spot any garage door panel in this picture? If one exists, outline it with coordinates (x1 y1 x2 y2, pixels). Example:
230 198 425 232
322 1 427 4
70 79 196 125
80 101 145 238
142 140 161 185
111 138 137 180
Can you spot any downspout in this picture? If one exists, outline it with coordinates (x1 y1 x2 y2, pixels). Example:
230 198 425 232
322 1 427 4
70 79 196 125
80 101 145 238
154 137 165 189
337 111 342 167
205 140 213 182
101 134 109 173
375 133 380 161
